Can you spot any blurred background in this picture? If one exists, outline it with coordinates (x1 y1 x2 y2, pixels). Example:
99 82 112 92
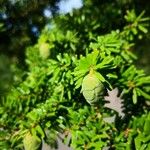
0 0 150 96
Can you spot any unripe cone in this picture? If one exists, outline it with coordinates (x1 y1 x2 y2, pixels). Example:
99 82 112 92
39 43 50 59
23 132 41 150
81 72 103 104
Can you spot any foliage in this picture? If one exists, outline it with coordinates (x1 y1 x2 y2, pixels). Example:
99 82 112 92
0 1 150 150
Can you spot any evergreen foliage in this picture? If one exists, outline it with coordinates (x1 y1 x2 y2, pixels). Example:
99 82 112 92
0 1 150 149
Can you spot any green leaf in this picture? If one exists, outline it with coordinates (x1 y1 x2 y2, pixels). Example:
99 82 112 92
136 76 150 86
106 73 118 79
35 125 45 139
133 88 137 104
94 72 105 82
95 56 114 69
90 50 99 65
144 120 150 135
135 135 142 150
136 88 150 99
75 77 83 89
138 25 148 33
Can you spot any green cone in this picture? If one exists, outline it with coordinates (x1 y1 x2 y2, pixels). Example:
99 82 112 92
23 132 42 150
39 43 50 59
81 72 104 104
